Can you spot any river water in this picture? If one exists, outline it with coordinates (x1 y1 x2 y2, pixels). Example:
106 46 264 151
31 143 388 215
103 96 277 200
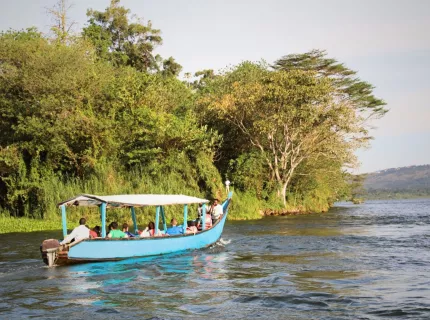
0 199 429 319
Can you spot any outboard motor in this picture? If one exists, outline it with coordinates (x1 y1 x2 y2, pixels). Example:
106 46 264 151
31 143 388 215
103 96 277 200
40 239 60 267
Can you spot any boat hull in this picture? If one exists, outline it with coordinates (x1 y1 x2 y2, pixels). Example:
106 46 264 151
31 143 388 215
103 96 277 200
46 200 230 266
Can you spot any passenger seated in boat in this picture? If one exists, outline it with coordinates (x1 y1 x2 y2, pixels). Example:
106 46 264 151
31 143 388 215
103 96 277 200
186 221 198 234
89 226 100 238
140 221 164 237
211 199 223 224
122 223 135 237
107 222 113 235
60 217 90 245
197 212 212 230
166 218 184 235
107 222 128 239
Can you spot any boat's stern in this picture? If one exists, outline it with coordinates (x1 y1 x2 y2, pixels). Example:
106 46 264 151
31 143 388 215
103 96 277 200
40 239 61 267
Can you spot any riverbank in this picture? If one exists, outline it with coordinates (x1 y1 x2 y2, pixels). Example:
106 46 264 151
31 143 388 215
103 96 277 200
260 208 329 216
0 190 337 234
0 207 326 234
0 216 63 234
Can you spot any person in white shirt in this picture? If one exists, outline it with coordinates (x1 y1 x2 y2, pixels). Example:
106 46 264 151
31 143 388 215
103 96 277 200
225 179 230 193
60 218 90 245
211 199 223 224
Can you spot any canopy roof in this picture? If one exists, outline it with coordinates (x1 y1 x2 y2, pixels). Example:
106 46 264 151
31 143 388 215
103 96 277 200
58 194 209 208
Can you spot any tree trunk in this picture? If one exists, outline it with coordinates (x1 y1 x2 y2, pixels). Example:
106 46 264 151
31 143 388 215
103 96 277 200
281 181 288 207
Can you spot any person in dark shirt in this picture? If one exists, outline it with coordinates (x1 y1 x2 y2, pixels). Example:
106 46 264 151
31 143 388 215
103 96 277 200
166 218 183 235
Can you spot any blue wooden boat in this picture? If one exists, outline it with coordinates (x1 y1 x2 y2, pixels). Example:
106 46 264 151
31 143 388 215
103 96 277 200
40 193 232 267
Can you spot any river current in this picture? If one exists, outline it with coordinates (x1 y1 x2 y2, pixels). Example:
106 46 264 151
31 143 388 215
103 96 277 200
0 199 429 319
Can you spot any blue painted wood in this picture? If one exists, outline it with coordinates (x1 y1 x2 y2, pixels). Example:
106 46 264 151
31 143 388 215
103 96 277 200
131 207 138 234
222 197 231 214
155 206 160 236
68 204 229 260
160 206 167 232
202 203 207 231
61 205 67 238
100 203 107 237
183 204 188 233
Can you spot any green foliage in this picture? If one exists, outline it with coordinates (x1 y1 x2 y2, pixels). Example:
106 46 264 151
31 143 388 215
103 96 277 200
198 61 370 206
161 57 183 77
228 151 270 199
0 216 62 234
274 49 387 117
0 4 387 232
0 27 222 225
348 173 367 201
83 0 162 71
227 190 263 220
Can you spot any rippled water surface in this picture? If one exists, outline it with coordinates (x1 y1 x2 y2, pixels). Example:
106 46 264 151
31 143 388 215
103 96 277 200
1 199 430 319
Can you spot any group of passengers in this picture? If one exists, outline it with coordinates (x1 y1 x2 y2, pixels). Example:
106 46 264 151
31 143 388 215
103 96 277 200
197 198 223 229
60 199 224 245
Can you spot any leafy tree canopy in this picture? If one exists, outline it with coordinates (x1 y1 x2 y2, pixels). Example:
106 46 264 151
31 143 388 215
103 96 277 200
0 5 388 219
161 56 183 77
82 0 162 72
199 62 367 205
274 49 387 117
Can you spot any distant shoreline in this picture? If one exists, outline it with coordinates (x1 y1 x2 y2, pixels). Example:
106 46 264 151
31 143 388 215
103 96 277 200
362 195 430 201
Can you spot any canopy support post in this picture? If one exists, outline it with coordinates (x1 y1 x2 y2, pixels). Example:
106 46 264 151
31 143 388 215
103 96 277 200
160 206 167 232
183 204 188 234
61 205 67 238
202 204 206 231
100 202 107 237
155 206 160 236
131 206 138 234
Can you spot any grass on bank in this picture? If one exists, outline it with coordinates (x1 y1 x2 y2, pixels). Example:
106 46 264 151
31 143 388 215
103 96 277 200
0 190 264 234
0 173 336 234
0 198 329 235
0 216 63 234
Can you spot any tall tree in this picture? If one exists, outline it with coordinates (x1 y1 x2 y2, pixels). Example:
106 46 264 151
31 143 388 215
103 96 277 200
200 62 369 205
161 56 182 77
274 49 387 117
82 0 162 71
193 69 216 89
349 173 367 201
47 0 76 43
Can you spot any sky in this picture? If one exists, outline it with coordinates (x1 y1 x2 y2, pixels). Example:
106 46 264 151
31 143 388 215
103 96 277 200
0 0 429 173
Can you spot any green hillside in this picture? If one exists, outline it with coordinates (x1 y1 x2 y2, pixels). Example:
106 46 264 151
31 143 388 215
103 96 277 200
363 165 430 199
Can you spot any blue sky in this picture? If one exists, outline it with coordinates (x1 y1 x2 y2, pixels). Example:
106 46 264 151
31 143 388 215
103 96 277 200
1 0 429 173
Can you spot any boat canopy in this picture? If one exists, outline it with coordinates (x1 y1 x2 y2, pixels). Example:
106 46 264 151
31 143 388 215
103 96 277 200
58 194 209 208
